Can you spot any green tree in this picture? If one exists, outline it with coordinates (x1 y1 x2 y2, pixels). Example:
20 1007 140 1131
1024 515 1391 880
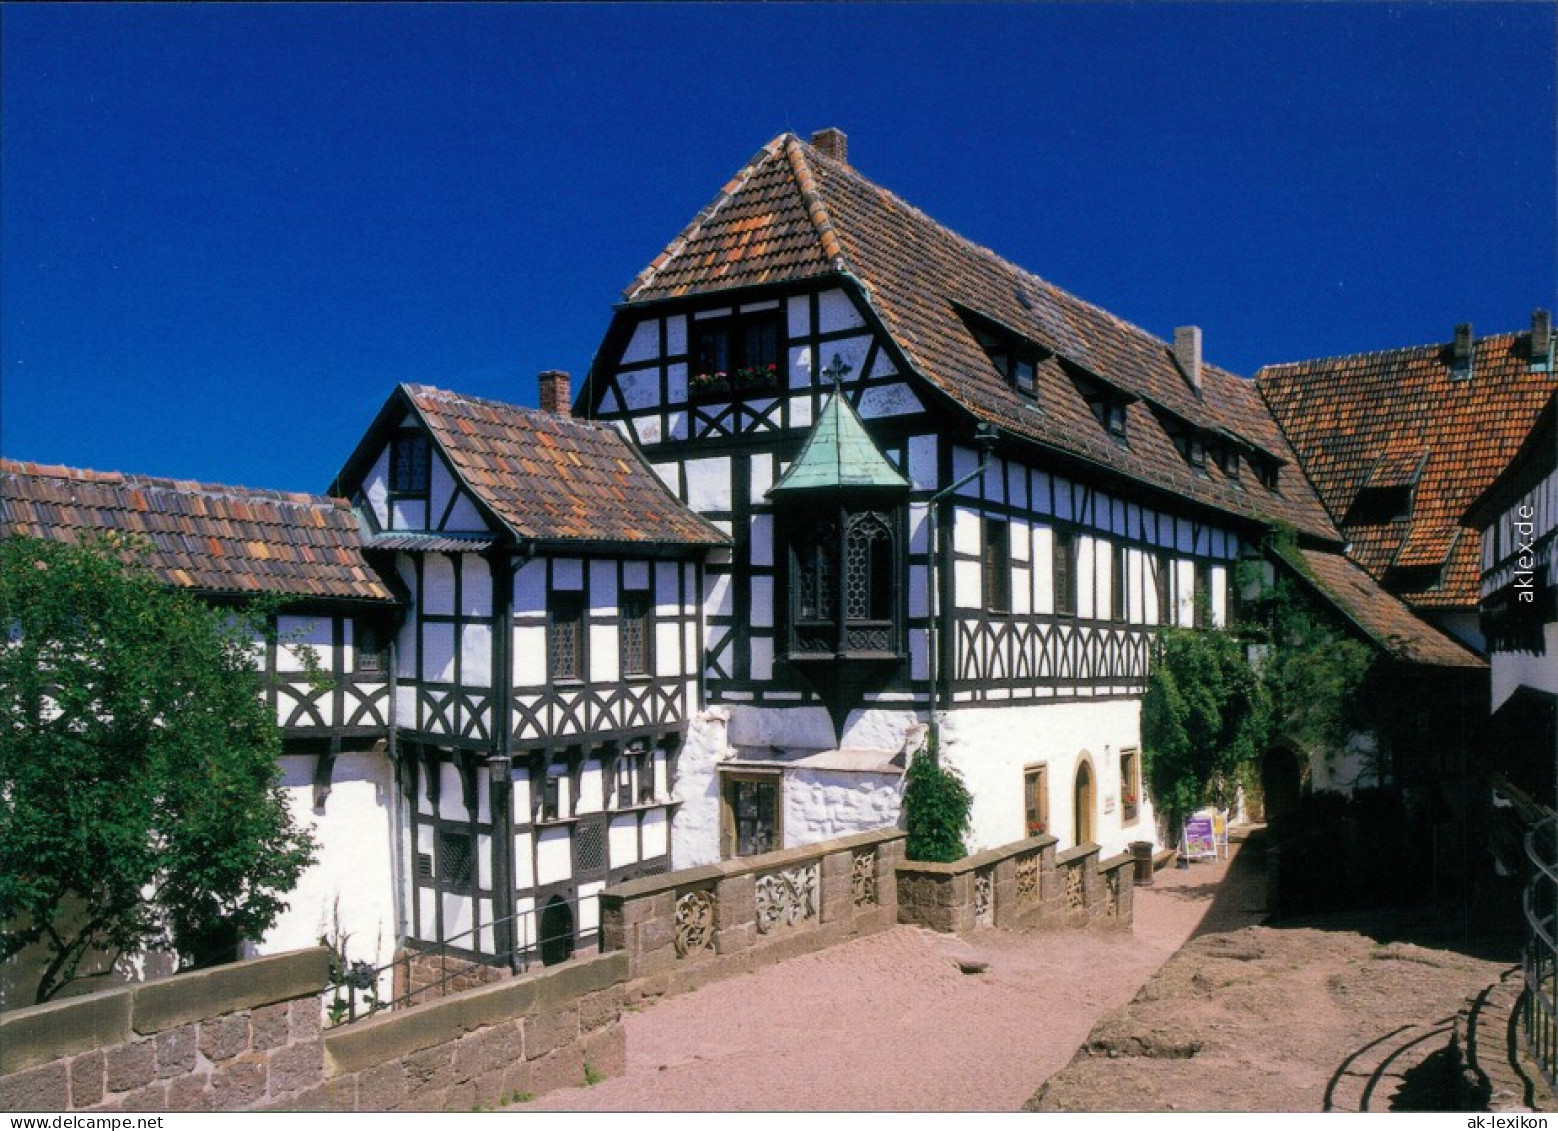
0 535 315 1002
1141 627 1269 838
903 747 973 863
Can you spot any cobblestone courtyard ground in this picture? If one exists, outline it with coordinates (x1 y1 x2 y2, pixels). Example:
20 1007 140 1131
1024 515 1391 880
533 839 1266 1111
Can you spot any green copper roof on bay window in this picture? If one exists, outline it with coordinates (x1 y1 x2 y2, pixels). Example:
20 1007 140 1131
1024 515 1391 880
768 392 910 495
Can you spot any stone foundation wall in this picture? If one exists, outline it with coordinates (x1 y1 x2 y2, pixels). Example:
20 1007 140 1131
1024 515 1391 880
0 949 330 1113
600 828 904 1000
896 837 1135 933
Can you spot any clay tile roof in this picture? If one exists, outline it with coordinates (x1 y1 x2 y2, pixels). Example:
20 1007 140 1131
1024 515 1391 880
1257 331 1558 610
403 385 726 549
624 133 1337 543
0 460 394 603
1277 545 1486 669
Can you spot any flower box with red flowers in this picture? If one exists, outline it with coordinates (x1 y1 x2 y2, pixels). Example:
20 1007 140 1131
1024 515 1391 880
688 364 782 401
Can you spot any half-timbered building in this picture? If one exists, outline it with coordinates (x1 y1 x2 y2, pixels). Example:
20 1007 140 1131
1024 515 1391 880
0 459 401 984
1257 312 1558 652
1464 390 1558 805
330 378 724 964
580 128 1346 861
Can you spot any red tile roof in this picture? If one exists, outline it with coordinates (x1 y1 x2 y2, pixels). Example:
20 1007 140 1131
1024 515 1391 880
622 133 1338 543
0 460 394 603
1257 331 1558 610
1277 545 1486 669
401 386 727 550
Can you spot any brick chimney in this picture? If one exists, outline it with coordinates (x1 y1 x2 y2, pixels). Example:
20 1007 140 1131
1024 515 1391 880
1173 326 1203 395
1532 309 1552 363
538 369 572 416
810 128 848 165
1452 323 1474 363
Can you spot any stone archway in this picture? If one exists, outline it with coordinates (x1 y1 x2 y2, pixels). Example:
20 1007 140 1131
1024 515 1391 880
1074 755 1096 847
1261 741 1306 827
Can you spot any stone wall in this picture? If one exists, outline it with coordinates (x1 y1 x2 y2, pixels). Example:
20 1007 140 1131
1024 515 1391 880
600 828 903 999
316 952 626 1111
0 949 331 1113
896 836 1135 933
1 945 628 1113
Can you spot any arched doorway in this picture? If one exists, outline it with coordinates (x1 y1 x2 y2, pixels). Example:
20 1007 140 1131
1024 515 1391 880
1074 757 1095 847
539 896 574 967
1261 742 1305 827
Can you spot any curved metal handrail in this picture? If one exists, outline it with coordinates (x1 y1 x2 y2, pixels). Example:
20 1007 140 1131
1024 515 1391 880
1522 815 1558 1089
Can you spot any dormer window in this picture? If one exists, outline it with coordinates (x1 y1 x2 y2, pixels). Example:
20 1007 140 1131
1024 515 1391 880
1094 399 1128 442
964 311 1046 401
1171 431 1208 474
390 432 430 497
1218 447 1241 482
689 309 783 398
1252 457 1280 492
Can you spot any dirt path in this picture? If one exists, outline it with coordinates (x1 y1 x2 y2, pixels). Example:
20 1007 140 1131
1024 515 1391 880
533 839 1263 1111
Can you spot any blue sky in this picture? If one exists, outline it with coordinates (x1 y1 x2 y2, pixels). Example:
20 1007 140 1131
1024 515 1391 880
3 4 1554 494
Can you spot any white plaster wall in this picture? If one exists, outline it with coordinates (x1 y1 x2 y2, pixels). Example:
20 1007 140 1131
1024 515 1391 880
784 770 903 847
1310 731 1386 795
262 752 398 972
816 287 866 333
671 708 732 868
275 615 332 673
939 699 1155 858
1492 626 1558 709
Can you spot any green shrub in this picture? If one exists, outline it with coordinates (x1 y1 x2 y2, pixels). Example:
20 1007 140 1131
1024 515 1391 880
903 748 972 862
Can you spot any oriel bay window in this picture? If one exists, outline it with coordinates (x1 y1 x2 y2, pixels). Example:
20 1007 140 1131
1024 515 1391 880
768 390 912 663
786 504 903 657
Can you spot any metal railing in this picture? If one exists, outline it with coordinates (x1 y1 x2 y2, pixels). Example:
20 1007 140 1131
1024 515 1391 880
1522 815 1558 1089
326 894 596 1026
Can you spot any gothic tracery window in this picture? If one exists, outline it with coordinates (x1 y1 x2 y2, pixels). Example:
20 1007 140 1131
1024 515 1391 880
787 505 901 657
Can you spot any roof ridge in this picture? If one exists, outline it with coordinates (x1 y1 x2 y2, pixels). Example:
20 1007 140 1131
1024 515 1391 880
785 136 845 267
623 134 795 303
403 383 610 434
1257 328 1526 376
805 145 1215 376
0 458 347 509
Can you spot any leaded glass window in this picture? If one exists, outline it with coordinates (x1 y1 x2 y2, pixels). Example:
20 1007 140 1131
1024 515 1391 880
621 590 651 676
550 593 583 680
390 432 430 497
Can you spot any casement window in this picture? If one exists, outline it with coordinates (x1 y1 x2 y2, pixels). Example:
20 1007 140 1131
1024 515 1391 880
614 746 654 808
390 431 431 497
353 618 388 675
1053 530 1078 616
1193 561 1213 629
1110 543 1128 622
788 506 901 657
549 592 585 681
984 519 1011 613
689 309 783 395
436 828 475 894
620 590 652 677
538 763 566 822
1219 447 1241 482
1152 554 1173 625
1023 764 1050 837
1120 749 1141 824
721 772 781 858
